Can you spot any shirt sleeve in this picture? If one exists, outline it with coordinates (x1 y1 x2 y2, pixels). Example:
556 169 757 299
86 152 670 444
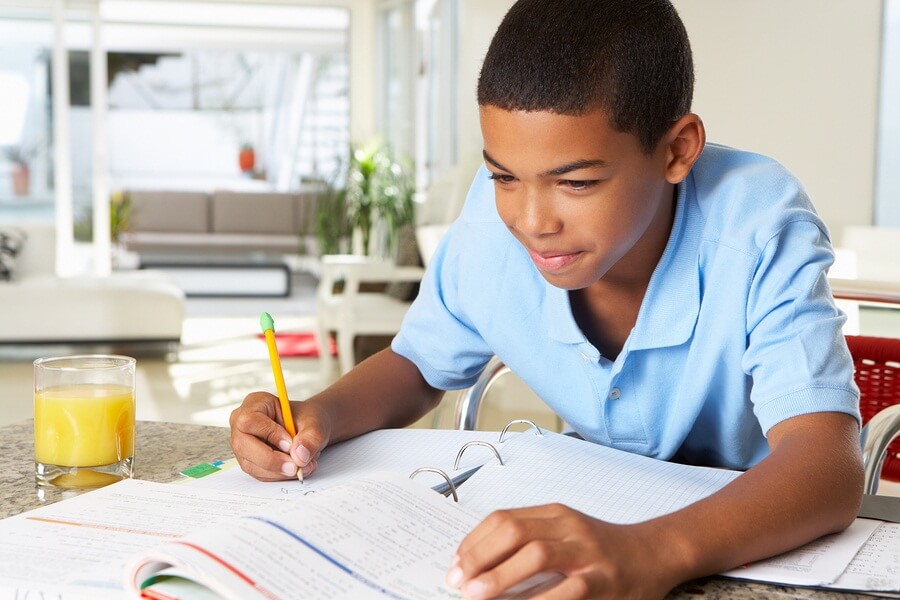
391 223 495 390
742 218 860 434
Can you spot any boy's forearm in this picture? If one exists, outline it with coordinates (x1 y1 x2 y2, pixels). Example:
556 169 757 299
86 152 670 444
644 412 863 585
304 348 444 443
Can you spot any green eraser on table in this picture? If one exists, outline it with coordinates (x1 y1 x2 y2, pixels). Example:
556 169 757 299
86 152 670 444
260 311 274 332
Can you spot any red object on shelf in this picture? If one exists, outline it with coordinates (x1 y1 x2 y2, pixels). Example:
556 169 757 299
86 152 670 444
255 332 336 358
846 335 900 482
238 145 255 173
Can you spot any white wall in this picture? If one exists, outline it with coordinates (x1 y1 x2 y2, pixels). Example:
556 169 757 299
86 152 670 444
455 1 884 240
671 1 882 239
456 0 514 174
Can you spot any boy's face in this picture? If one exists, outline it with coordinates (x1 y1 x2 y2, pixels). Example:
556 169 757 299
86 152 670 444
480 106 677 291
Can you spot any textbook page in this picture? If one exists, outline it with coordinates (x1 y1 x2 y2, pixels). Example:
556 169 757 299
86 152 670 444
186 428 499 499
129 472 508 599
0 479 281 598
723 518 882 587
827 522 900 592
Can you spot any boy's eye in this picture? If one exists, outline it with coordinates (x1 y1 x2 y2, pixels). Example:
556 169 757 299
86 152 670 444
563 179 598 190
488 173 516 184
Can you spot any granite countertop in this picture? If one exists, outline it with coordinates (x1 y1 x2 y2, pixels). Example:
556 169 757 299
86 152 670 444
0 419 873 599
0 419 234 519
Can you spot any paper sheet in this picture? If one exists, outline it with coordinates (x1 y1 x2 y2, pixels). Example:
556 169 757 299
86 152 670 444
828 522 900 592
458 431 882 589
185 428 500 499
459 430 740 520
724 518 882 587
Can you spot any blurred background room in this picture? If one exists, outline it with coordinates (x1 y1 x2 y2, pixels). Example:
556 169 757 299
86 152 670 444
0 1 898 491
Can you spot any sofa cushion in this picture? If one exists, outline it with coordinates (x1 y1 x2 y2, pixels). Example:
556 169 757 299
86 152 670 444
129 191 210 233
212 192 296 235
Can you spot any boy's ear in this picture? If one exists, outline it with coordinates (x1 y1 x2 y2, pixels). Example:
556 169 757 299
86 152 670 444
662 113 705 184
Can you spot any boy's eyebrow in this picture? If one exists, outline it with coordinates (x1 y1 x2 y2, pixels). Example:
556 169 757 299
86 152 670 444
483 151 608 176
543 159 609 176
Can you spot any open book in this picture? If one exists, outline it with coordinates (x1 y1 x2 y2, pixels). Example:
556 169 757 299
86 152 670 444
127 427 898 598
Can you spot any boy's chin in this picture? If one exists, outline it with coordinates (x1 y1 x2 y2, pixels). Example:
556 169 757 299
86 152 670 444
537 270 595 291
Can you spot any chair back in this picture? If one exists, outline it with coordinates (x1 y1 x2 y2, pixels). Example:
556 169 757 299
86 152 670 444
846 335 900 482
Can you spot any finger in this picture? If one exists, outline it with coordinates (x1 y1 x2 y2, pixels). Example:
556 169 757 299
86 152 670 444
235 448 297 481
230 394 296 480
290 404 331 468
230 392 294 452
459 538 577 600
299 457 319 480
456 504 568 562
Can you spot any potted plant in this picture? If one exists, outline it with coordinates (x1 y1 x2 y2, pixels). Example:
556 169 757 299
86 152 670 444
238 143 255 174
314 166 351 256
110 190 134 244
5 147 32 197
344 140 415 258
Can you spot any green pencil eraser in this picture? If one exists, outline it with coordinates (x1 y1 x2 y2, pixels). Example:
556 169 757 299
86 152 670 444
260 311 274 332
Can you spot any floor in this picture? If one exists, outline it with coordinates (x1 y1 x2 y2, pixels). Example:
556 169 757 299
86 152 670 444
1 272 898 494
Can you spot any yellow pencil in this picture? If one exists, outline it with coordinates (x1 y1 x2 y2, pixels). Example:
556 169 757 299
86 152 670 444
260 312 302 481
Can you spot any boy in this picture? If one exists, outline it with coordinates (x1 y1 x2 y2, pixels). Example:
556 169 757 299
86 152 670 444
230 0 864 597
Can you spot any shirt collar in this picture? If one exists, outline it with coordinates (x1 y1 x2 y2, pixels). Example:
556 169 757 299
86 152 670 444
628 174 702 350
544 173 702 350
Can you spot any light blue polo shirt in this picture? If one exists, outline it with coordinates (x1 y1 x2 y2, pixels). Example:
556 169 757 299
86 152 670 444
392 143 859 470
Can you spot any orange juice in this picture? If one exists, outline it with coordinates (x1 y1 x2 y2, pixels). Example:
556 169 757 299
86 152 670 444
34 384 135 467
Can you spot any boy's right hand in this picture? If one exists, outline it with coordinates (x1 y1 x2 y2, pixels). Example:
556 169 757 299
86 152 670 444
229 391 332 482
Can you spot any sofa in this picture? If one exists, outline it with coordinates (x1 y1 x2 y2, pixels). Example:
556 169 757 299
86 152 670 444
120 188 324 259
0 224 184 346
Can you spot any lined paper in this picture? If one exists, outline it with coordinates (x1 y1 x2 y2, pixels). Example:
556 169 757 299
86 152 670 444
459 430 739 521
186 428 501 499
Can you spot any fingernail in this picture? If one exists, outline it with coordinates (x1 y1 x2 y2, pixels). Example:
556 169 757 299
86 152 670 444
281 462 297 476
451 554 460 567
463 579 487 598
445 566 463 588
293 444 311 465
278 439 291 453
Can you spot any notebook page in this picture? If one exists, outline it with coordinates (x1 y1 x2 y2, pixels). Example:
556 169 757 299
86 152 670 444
186 428 501 499
458 431 739 522
458 432 880 589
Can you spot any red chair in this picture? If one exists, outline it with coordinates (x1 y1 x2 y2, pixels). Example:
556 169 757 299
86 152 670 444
846 335 900 483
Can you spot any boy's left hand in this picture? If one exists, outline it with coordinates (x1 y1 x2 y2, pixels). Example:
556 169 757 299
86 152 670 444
447 504 676 599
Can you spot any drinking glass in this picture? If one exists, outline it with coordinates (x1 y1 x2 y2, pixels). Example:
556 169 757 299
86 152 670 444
34 355 136 488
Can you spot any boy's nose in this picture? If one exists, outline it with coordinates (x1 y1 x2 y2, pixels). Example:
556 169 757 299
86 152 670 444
513 191 562 237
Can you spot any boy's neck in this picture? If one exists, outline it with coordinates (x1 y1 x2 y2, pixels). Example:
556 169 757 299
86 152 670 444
569 185 677 359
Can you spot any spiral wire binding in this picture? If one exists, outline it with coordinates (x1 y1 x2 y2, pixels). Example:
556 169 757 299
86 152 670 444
409 467 459 502
499 419 543 443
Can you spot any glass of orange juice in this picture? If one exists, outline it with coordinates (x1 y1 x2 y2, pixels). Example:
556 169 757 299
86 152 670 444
34 355 136 488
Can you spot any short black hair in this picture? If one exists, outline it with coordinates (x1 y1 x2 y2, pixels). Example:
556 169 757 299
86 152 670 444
477 0 694 154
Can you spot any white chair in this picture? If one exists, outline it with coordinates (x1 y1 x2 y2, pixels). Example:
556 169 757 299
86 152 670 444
315 224 449 378
315 166 468 380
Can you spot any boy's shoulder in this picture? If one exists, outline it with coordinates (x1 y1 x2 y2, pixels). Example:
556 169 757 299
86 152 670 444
690 143 828 249
693 142 805 199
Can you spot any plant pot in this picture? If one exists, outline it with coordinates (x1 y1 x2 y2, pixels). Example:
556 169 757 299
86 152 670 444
12 162 30 196
238 146 255 174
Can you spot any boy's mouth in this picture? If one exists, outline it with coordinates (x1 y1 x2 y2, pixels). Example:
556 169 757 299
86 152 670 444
528 249 582 272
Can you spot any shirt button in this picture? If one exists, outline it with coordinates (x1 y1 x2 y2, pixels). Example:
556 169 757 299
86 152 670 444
608 388 621 400
580 353 591 362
